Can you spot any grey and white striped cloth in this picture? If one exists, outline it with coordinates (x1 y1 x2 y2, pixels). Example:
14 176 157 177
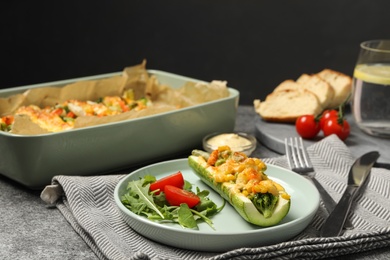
41 135 390 260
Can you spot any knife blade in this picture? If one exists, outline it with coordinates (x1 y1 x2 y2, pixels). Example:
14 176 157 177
320 151 380 237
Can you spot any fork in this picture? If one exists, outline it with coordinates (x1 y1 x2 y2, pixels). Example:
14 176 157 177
285 137 353 229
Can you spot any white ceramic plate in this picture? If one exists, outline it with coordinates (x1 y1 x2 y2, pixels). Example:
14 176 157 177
114 159 320 252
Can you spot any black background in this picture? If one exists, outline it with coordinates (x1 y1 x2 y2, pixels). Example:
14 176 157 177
2 0 390 105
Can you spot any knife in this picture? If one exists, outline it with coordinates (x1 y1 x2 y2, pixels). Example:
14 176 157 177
320 151 380 237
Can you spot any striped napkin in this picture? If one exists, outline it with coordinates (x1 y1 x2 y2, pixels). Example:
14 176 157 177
41 135 390 260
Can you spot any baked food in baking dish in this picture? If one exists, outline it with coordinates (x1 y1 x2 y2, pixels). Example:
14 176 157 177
0 61 230 134
1 90 149 132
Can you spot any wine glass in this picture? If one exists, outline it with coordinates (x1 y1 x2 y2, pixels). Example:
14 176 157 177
352 39 390 137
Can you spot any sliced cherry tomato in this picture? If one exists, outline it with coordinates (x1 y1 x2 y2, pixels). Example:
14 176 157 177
295 115 321 139
320 109 338 130
322 117 350 141
164 185 200 208
149 171 184 194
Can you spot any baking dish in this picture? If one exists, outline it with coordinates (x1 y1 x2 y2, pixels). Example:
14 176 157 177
0 70 239 189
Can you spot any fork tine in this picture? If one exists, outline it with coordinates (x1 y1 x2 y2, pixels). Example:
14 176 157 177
284 138 293 168
297 137 313 169
285 137 313 172
285 137 299 170
292 137 303 169
294 137 313 172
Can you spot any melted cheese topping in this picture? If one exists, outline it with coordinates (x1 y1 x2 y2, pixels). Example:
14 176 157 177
6 90 151 133
16 105 74 132
207 146 290 200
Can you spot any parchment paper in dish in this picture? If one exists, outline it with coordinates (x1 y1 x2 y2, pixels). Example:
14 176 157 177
10 115 50 135
73 105 176 128
0 60 230 135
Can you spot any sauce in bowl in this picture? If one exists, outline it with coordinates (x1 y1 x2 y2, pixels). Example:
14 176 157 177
203 132 257 155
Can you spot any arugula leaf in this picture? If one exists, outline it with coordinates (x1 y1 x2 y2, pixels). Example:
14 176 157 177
126 179 165 219
178 204 198 229
143 175 156 185
183 180 193 191
195 188 225 216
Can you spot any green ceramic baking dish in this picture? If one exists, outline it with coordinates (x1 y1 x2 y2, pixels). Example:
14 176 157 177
0 70 239 189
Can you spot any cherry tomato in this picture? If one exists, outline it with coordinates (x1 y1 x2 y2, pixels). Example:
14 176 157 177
295 115 321 139
322 117 350 141
164 185 200 208
149 171 184 194
320 109 338 129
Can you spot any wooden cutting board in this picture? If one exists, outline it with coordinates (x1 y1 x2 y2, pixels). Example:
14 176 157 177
255 113 390 164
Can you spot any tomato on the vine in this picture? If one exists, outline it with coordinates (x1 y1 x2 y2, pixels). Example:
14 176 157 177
295 101 351 140
322 117 350 141
319 109 338 129
295 115 321 139
164 185 200 208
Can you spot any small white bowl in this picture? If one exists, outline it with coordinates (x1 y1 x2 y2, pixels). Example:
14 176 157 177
202 132 257 156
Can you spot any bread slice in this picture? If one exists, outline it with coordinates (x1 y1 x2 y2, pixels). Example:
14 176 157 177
254 89 322 123
273 79 302 92
317 69 352 109
296 74 335 109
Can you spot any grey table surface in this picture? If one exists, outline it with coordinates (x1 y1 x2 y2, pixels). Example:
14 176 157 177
0 105 389 260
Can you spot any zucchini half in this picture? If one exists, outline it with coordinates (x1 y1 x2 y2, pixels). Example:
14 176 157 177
188 148 290 227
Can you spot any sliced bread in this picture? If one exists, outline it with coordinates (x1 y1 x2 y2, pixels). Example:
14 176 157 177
273 79 302 92
296 74 335 109
254 89 322 123
317 69 352 109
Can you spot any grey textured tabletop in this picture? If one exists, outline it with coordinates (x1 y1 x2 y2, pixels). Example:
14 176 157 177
0 105 389 260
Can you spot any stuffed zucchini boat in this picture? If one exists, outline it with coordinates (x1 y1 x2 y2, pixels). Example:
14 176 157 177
188 146 291 227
